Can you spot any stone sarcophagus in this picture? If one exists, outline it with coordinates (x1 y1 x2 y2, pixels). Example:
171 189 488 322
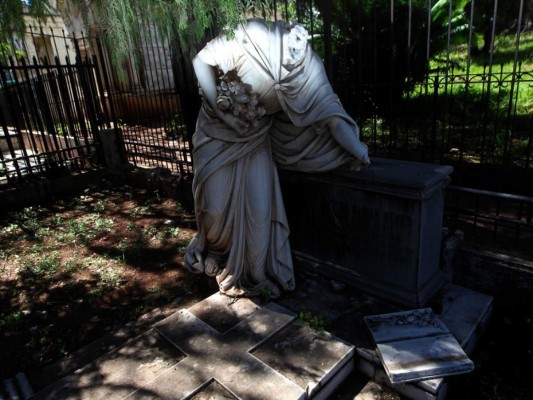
279 158 453 308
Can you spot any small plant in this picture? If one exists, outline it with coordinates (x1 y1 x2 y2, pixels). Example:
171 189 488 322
164 112 186 140
35 226 51 240
64 256 82 272
91 259 123 288
59 219 91 242
165 226 181 238
14 206 40 234
1 223 20 237
21 251 61 280
148 285 162 293
130 206 150 218
259 286 272 302
142 225 160 241
176 245 188 256
298 311 328 333
91 214 114 234
2 309 29 330
51 216 64 226
94 199 106 213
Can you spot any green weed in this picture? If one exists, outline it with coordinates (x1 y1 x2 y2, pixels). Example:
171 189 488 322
0 223 19 236
21 251 61 279
130 206 150 218
148 285 162 293
142 225 161 241
165 226 181 238
2 309 29 330
298 311 328 333
259 286 272 302
93 199 107 213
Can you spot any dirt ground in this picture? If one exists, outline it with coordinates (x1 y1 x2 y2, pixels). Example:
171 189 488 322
0 179 213 383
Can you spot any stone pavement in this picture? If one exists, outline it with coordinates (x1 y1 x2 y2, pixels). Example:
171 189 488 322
34 292 355 400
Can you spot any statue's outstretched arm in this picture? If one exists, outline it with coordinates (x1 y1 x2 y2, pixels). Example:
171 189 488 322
193 56 249 134
328 117 370 165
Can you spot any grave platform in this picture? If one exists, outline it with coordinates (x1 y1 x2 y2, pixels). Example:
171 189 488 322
34 292 355 400
30 272 493 400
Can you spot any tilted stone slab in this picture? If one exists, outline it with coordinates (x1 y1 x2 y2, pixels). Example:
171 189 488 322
355 284 493 400
364 308 474 384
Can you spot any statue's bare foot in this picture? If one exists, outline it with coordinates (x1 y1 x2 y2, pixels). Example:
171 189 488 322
184 252 204 274
204 256 220 277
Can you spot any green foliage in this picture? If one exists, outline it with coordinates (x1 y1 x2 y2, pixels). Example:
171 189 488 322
3 0 273 72
80 0 273 75
0 42 26 65
298 310 327 332
0 0 52 43
21 251 61 280
309 0 474 121
2 309 29 330
431 0 470 45
165 226 181 238
259 285 272 302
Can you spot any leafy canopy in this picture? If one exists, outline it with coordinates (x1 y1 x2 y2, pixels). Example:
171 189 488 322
1 0 52 42
2 0 272 66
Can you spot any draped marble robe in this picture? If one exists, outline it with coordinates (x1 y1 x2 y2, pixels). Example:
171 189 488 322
185 19 368 297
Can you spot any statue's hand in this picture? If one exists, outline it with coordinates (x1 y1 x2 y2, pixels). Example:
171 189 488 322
217 111 250 135
358 143 370 167
328 117 370 166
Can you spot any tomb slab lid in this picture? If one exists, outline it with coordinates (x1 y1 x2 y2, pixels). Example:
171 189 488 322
281 158 453 199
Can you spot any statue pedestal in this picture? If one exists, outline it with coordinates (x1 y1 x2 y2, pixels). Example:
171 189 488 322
279 158 453 308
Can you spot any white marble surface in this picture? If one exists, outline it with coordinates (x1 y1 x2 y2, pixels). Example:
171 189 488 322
365 308 474 384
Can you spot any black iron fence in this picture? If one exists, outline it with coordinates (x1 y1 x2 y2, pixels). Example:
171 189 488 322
0 24 192 188
283 0 533 255
95 15 193 176
0 28 108 185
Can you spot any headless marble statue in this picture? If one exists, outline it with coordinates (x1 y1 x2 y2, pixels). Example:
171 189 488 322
185 18 370 297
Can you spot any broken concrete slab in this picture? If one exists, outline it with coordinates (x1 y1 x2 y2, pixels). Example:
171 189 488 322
185 378 240 399
364 308 473 383
364 309 450 343
355 284 492 400
372 333 473 383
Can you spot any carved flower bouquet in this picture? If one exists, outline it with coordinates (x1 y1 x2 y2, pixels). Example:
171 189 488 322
215 69 266 128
